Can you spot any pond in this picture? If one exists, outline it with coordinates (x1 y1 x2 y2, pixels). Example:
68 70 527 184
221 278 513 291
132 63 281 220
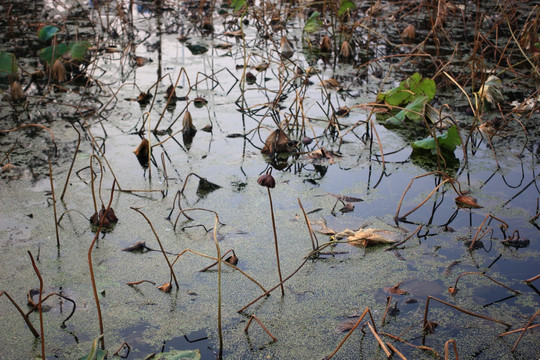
1 0 539 359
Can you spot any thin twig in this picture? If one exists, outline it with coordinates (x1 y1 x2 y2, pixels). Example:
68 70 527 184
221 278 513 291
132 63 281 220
244 315 277 342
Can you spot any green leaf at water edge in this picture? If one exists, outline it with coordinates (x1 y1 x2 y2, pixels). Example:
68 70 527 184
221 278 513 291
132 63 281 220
154 349 201 359
38 43 69 64
0 51 18 76
386 95 428 126
377 73 436 106
412 125 461 154
304 11 322 34
78 335 107 360
37 25 59 42
339 0 356 16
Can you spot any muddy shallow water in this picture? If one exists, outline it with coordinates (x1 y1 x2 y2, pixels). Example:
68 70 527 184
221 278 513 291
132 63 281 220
1 0 539 359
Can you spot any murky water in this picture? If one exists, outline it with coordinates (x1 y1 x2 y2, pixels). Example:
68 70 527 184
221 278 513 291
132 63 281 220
1 0 539 359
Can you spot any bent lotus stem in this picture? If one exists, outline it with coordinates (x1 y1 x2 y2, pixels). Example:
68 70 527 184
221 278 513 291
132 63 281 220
267 187 284 296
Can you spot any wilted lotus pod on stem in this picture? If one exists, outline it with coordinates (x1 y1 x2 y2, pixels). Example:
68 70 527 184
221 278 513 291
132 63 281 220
10 81 26 102
182 110 197 136
402 24 416 42
51 59 66 82
280 36 294 59
257 168 276 188
339 40 354 61
320 35 332 53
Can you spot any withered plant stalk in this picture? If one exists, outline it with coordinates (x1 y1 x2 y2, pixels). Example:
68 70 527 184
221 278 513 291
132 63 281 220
131 207 179 288
444 339 459 360
423 295 510 331
28 251 45 360
244 315 277 342
88 180 117 349
267 186 284 296
0 291 39 337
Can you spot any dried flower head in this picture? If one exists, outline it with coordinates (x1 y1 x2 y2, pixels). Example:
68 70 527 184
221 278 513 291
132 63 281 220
257 168 275 189
10 81 26 102
182 110 196 136
402 24 416 42
280 36 294 59
339 40 353 60
51 59 66 82
320 35 332 53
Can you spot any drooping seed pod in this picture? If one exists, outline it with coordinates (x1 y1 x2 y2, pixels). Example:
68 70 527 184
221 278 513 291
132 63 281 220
280 36 294 59
320 35 332 53
402 24 416 42
51 59 66 82
339 40 354 61
257 168 276 189
182 110 197 136
10 81 26 102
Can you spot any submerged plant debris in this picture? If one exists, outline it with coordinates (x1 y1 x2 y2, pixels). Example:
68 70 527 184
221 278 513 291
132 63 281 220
1 0 539 359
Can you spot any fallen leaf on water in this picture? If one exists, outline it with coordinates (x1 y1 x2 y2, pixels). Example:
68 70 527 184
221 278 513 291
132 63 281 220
342 228 400 246
134 56 151 66
339 203 354 213
158 282 172 293
320 78 341 89
384 282 408 295
253 62 269 72
501 230 530 248
261 129 293 155
455 195 482 209
334 318 359 333
329 193 363 202
311 219 336 235
122 241 149 252
476 75 503 107
303 148 341 164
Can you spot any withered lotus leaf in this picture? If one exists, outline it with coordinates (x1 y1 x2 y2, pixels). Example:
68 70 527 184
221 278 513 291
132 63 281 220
334 318 359 333
339 203 354 213
225 253 239 266
320 78 341 89
501 230 530 248
261 129 293 155
122 241 148 252
90 205 119 232
339 228 399 246
137 91 151 104
455 195 482 209
383 282 408 295
158 282 172 293
133 138 150 167
448 286 458 295
423 321 438 334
